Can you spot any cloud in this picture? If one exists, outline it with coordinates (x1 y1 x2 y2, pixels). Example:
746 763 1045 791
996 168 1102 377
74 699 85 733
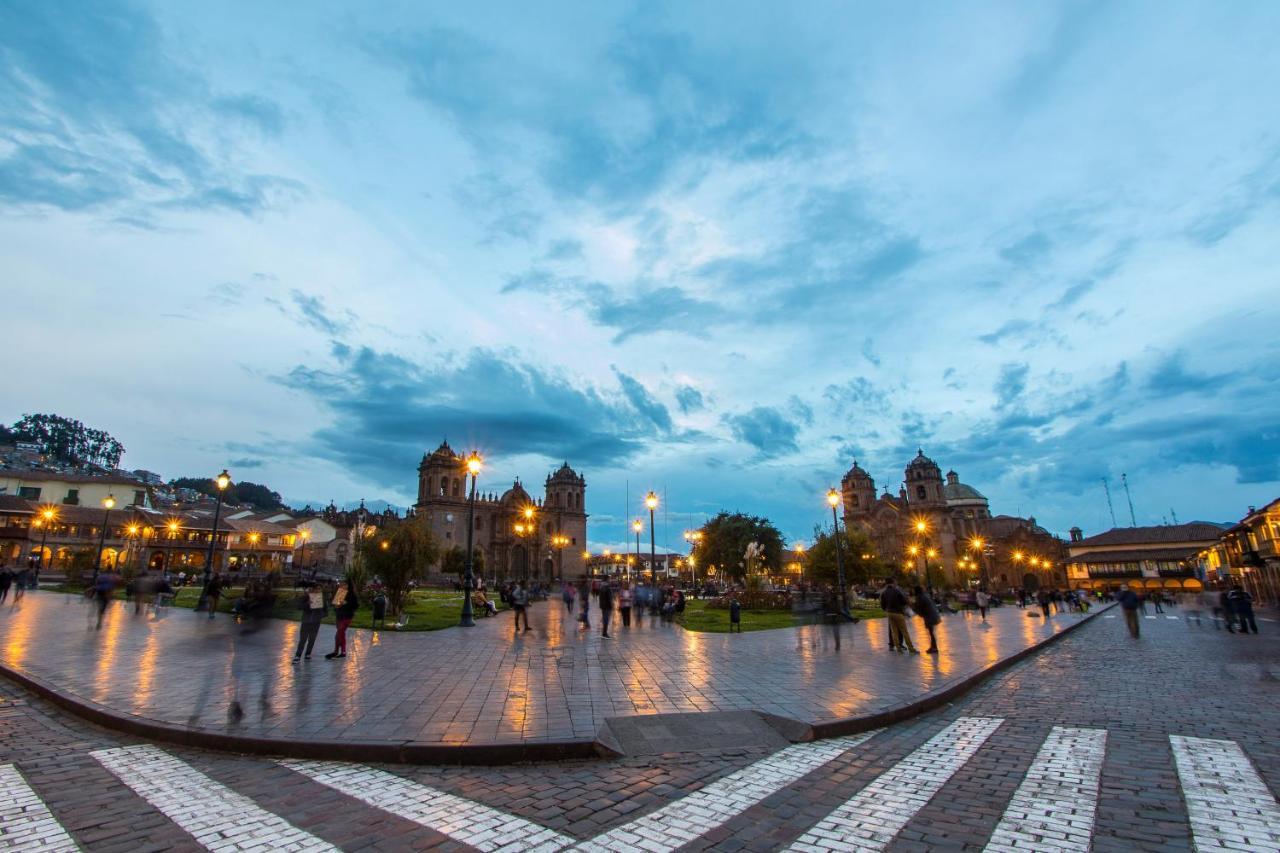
0 1 302 216
994 363 1030 409
1000 231 1052 266
675 384 705 414
823 378 890 417
861 338 882 367
612 368 673 432
227 457 265 469
290 290 352 336
1145 352 1239 397
212 94 285 136
278 346 661 487
543 238 584 261
724 406 800 457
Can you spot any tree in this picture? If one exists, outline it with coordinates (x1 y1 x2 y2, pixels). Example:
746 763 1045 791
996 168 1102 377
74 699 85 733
364 517 439 622
803 524 890 587
690 511 785 581
170 477 285 511
441 546 485 577
9 413 125 467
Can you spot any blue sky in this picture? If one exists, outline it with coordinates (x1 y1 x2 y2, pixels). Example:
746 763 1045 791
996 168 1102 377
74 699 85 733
3 1 1279 553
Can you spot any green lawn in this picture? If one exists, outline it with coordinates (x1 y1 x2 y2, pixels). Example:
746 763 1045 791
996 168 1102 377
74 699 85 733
677 598 886 633
52 584 506 631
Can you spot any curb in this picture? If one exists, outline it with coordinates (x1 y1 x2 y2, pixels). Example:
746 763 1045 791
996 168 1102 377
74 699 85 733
806 602 1115 740
0 603 1111 765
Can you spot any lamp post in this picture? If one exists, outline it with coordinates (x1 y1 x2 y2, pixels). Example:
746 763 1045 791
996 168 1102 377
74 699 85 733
633 519 643 579
970 537 988 589
92 494 116 584
202 470 231 589
34 506 56 580
460 451 482 627
826 489 849 614
294 527 312 578
126 524 141 574
645 492 658 612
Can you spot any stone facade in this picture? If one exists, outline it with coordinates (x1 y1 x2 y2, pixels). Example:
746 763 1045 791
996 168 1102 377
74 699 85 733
414 442 587 581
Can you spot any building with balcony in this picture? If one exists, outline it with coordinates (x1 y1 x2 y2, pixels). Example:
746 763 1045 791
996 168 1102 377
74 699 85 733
1194 498 1280 605
1065 522 1226 594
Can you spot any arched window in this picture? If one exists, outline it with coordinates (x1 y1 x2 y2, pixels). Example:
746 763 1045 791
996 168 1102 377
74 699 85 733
452 478 461 497
916 485 926 500
438 478 447 497
850 494 860 508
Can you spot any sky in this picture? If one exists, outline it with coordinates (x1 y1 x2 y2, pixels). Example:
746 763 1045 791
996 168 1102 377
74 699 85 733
2 1 1279 554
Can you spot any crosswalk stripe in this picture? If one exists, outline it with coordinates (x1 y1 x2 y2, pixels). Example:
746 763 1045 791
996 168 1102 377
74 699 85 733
280 760 573 852
0 764 79 852
786 716 1004 851
91 745 335 852
573 731 878 852
1170 735 1280 852
983 726 1106 852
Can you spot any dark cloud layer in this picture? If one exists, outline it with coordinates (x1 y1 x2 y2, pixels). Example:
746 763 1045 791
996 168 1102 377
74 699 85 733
279 345 658 487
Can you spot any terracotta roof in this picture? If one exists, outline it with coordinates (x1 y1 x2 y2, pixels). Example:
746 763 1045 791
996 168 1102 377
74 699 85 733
0 468 142 486
223 517 295 535
1074 523 1226 548
1072 547 1202 565
0 496 33 513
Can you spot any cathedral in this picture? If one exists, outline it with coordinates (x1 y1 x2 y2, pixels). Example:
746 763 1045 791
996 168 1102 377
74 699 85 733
840 449 993 585
414 441 588 580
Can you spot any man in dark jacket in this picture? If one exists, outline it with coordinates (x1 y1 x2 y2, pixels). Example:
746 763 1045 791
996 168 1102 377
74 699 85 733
912 585 942 654
293 583 326 661
598 582 614 639
1228 584 1258 634
1117 585 1140 638
880 580 918 653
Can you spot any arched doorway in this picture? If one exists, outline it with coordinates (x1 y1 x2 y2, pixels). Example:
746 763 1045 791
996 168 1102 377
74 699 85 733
543 557 554 579
512 545 528 580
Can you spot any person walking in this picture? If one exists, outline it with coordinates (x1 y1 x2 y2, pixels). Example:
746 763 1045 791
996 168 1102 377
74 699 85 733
912 585 941 654
1228 584 1258 634
880 580 919 654
598 581 614 638
562 582 574 613
975 588 991 624
1219 587 1237 633
202 573 224 620
1118 584 1141 638
1037 589 1051 618
293 582 326 661
0 566 12 604
325 579 359 659
93 572 117 629
619 582 633 628
577 577 590 629
729 597 742 633
511 581 530 634
1151 591 1165 614
1179 591 1203 627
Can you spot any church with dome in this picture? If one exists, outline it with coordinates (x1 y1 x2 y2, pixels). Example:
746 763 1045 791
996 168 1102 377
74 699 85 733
414 441 587 581
839 449 995 585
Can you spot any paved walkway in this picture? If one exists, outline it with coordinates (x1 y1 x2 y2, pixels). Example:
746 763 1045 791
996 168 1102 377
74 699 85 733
0 591 1100 752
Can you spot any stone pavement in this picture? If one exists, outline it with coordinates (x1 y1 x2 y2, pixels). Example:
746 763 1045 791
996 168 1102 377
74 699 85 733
0 603 1275 851
0 591 1099 756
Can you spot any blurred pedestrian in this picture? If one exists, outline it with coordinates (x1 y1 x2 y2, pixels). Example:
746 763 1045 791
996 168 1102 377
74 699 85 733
1228 584 1258 634
975 588 991 623
577 578 590 629
511 581 530 634
619 582 633 628
93 571 117 629
1118 584 1140 638
598 581 614 638
326 579 358 659
0 566 12 604
202 573 224 620
912 585 941 654
293 582 326 661
729 597 742 633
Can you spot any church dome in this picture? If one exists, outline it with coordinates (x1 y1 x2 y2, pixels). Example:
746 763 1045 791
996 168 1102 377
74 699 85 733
943 481 987 502
500 480 532 506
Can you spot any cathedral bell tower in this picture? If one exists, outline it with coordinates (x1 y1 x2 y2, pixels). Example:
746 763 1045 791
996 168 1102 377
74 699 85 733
416 440 465 507
840 460 876 520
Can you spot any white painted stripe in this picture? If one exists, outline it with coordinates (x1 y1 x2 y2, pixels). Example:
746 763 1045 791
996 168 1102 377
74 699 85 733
1104 614 1117 618
787 716 1004 852
0 764 78 852
92 745 335 852
281 760 573 852
574 731 878 852
984 726 1106 852
1170 735 1280 852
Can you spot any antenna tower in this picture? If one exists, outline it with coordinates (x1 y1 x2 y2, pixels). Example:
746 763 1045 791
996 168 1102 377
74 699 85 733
1121 473 1137 527
1101 478 1118 527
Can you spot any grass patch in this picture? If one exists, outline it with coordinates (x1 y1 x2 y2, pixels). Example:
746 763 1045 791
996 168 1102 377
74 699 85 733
677 598 886 633
51 584 506 631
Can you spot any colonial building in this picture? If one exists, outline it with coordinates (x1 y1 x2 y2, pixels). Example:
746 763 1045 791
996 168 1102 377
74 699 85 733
1193 499 1279 605
414 441 588 581
838 449 1064 587
1064 522 1224 594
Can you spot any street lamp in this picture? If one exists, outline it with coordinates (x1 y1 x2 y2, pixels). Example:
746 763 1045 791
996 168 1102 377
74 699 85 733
202 470 231 589
34 506 56 579
645 491 658 611
969 537 988 588
295 528 312 576
92 494 116 583
826 488 849 614
460 451 482 627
